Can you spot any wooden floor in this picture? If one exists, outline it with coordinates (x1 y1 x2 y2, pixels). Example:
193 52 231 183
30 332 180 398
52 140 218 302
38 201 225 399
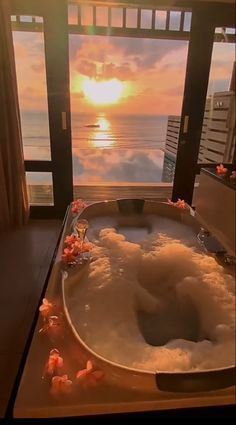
0 220 61 418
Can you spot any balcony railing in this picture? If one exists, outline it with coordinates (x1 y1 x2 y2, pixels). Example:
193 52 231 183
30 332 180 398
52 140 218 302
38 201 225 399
27 182 174 205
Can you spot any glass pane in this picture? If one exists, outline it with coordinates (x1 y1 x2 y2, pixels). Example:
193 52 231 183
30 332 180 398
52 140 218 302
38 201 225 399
141 10 152 29
69 33 189 188
35 16 43 23
111 8 123 27
26 172 54 205
198 38 235 165
183 12 192 32
126 9 137 28
12 22 51 161
68 4 78 25
81 6 93 26
96 7 108 26
169 11 181 31
20 15 32 23
226 28 236 34
155 11 167 30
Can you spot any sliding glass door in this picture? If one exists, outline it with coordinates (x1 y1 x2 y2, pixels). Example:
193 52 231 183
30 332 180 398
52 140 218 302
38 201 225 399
11 0 73 218
172 2 235 205
10 0 235 214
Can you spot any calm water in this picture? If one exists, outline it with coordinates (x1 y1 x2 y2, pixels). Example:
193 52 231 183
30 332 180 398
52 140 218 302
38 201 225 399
21 112 168 184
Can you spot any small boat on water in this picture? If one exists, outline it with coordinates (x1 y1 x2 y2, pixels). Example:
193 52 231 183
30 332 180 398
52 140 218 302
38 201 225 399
85 124 100 128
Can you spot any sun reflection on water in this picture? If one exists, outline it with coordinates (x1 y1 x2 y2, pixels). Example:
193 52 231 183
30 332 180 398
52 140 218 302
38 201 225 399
91 133 114 149
96 117 110 131
90 116 115 148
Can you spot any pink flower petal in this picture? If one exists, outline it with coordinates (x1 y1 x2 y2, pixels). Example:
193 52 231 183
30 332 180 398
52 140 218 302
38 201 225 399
71 199 87 214
86 360 93 372
52 376 61 386
76 369 88 379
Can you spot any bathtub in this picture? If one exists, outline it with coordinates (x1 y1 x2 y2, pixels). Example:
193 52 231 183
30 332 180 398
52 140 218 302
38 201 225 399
14 200 235 418
62 200 235 394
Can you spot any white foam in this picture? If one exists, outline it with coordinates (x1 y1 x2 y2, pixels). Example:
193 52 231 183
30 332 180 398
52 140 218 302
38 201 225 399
68 219 235 372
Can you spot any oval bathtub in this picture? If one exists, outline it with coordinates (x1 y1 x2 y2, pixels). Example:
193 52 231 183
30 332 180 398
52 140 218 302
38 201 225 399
62 200 235 394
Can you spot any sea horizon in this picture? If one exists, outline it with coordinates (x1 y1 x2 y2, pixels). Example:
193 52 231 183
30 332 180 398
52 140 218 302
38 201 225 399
21 111 169 185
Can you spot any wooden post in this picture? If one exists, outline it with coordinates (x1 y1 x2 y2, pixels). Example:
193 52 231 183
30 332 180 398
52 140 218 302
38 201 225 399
43 0 73 216
172 6 215 205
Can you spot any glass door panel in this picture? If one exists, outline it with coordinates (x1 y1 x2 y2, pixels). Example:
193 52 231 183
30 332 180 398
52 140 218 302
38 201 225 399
198 33 235 166
12 16 53 206
69 10 190 199
192 27 235 205
10 0 73 216
26 172 54 206
12 19 51 162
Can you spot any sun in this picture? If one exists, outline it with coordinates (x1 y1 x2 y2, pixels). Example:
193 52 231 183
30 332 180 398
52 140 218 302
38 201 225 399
81 78 123 105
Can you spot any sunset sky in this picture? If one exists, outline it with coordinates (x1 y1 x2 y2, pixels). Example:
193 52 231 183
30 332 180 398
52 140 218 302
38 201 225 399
11 11 235 185
13 25 235 116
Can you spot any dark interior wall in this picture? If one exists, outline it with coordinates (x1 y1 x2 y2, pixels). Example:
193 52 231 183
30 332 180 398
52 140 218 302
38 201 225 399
10 0 235 13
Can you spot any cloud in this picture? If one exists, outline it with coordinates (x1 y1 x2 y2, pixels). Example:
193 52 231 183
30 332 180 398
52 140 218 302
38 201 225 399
74 56 135 81
109 151 163 182
18 86 48 111
70 36 187 79
72 149 164 183
76 38 113 62
72 37 136 80
208 78 231 94
23 86 36 95
31 62 45 73
111 38 187 70
69 34 83 60
101 62 135 81
76 59 97 78
72 152 85 176
160 85 184 97
72 91 85 99
13 31 46 59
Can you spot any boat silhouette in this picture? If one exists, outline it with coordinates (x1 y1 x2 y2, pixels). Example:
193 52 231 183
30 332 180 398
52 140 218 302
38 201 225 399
85 124 100 128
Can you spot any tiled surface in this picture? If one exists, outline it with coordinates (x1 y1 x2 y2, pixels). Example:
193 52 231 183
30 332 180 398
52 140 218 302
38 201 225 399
0 220 61 417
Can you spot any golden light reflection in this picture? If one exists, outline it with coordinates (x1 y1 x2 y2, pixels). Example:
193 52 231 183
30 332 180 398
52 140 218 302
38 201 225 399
81 78 123 105
91 132 114 149
89 116 114 148
96 117 110 131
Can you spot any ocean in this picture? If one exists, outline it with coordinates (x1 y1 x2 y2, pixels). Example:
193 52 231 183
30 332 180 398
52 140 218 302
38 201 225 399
21 112 168 184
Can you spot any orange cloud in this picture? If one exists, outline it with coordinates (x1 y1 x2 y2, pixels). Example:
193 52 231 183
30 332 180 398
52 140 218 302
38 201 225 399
12 30 235 116
76 59 97 78
76 39 113 62
101 62 135 81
